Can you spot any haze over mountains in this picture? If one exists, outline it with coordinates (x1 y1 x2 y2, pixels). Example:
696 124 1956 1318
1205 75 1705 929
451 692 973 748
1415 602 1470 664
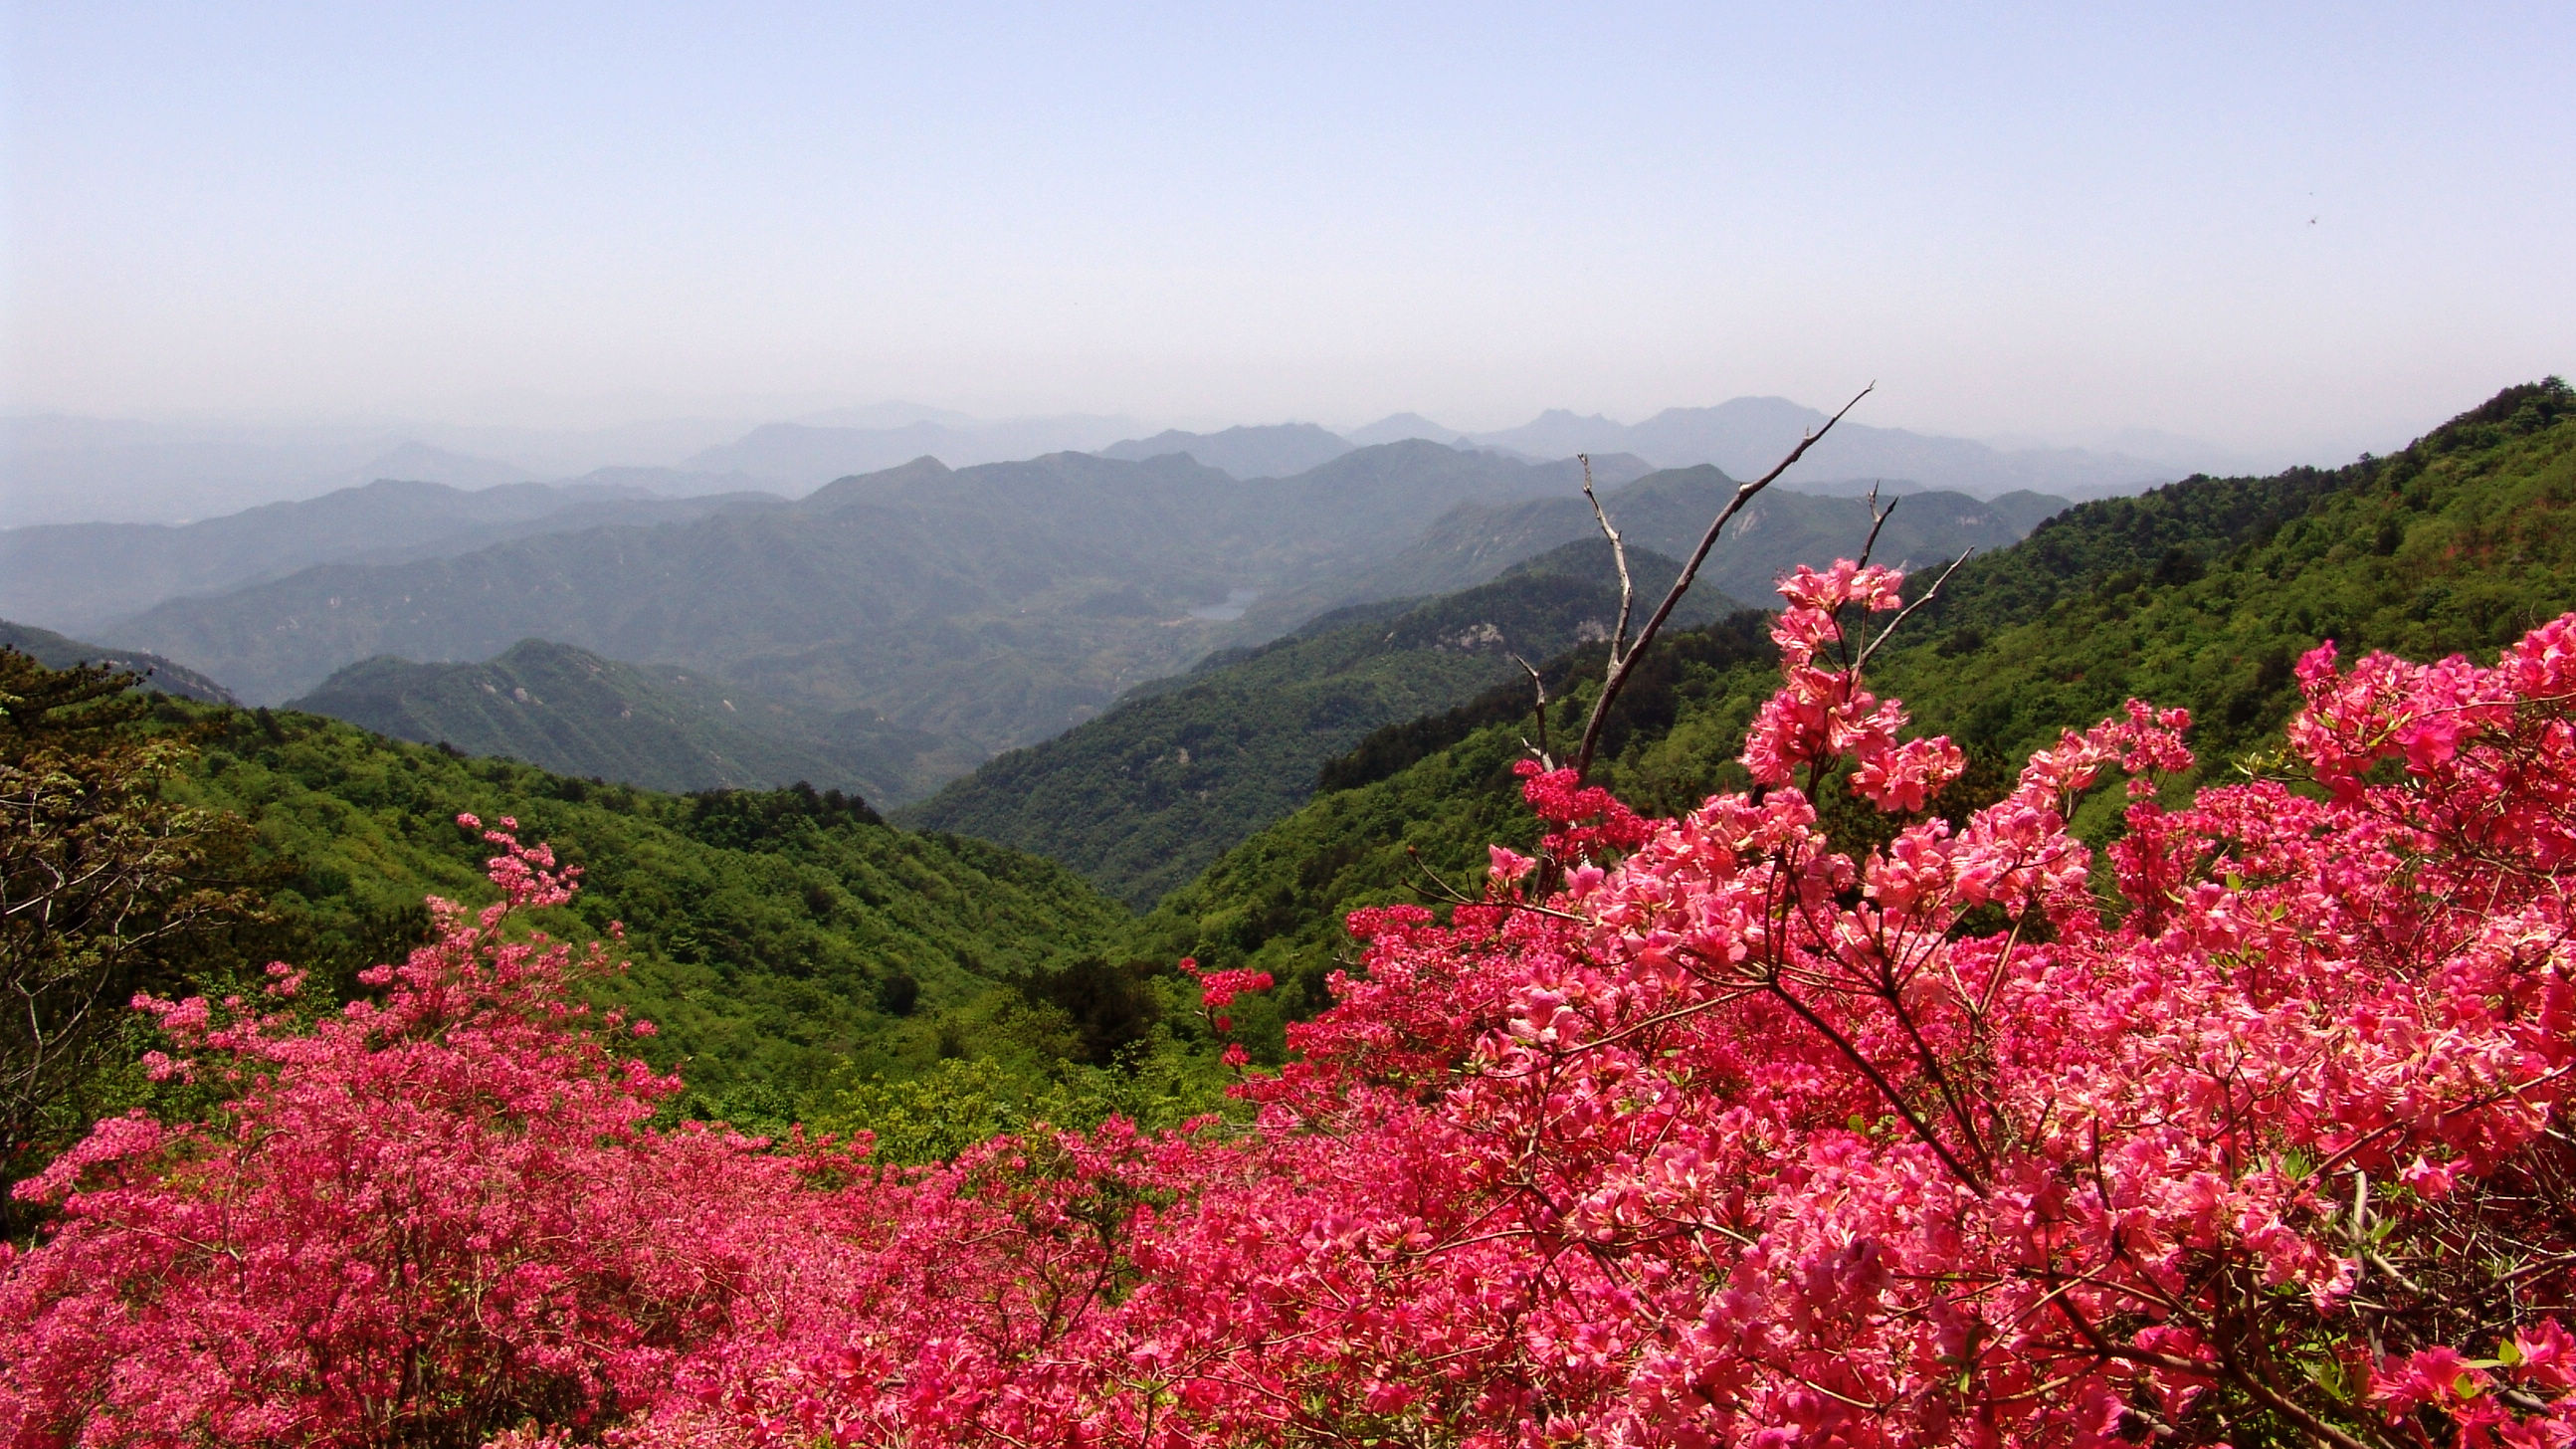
3 428 2065 811
1092 401 2175 498
0 388 2178 814
2 392 2191 527
0 478 771 632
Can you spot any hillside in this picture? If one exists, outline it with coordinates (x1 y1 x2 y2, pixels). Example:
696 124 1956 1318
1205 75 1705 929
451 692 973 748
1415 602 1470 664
0 619 238 704
1135 380 2576 1010
286 638 966 801
0 477 773 633
1241 471 2066 634
899 539 1729 906
142 701 1143 1128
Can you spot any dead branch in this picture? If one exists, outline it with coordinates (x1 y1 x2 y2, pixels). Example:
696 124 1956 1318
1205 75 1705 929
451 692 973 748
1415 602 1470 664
1578 455 1636 661
1510 653 1554 768
1853 550 1973 676
1568 383 1873 779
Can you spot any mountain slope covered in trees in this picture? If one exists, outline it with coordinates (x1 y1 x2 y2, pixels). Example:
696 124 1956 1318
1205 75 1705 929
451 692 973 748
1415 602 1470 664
1136 380 2576 1010
286 639 967 801
0 620 238 704
898 539 1729 906
139 703 1148 1131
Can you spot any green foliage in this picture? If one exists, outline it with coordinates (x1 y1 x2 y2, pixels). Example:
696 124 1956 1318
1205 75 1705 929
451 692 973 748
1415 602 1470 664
1877 377 2576 766
898 539 1725 907
813 1046 1231 1165
1136 613 1775 1013
0 652 262 1225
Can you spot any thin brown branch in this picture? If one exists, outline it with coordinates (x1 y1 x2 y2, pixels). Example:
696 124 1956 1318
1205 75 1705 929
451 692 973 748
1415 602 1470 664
1571 382 1873 778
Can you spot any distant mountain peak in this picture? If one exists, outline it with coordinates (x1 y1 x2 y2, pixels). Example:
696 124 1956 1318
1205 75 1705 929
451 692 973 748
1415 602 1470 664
1097 423 1352 480
1343 412 1466 448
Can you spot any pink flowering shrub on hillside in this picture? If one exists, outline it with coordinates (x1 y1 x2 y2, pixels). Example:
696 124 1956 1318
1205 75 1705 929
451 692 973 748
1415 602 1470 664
15 566 2576 1449
0 820 888 1447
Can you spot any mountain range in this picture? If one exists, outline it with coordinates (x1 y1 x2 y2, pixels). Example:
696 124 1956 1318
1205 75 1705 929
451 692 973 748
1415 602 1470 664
1102 400 2181 497
1459 397 2173 498
0 477 773 632
6 392 2189 530
90 445 1634 782
1234 470 2065 635
43 439 2072 805
679 415 1141 489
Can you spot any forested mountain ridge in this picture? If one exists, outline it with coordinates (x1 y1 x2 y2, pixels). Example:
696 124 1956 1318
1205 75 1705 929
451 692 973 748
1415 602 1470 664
286 638 968 800
0 620 238 704
898 538 1732 907
1135 380 2576 1009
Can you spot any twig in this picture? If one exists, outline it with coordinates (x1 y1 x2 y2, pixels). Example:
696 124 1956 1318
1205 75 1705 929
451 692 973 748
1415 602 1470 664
1853 550 1973 676
1856 482 1896 570
1569 383 1873 778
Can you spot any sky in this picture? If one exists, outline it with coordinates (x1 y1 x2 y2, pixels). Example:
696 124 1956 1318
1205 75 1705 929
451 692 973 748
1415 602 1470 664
4 1 2572 466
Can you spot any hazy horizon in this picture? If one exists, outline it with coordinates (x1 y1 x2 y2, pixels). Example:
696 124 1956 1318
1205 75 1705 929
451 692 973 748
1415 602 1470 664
7 2 2572 513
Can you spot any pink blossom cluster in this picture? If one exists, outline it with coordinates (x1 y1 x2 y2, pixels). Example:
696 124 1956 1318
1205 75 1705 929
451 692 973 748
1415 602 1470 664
1741 560 1965 810
15 575 2576 1448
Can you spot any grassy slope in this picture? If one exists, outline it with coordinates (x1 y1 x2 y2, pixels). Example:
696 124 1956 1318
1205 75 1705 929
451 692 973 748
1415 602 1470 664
898 539 1722 908
162 704 1136 1124
1136 381 2576 1011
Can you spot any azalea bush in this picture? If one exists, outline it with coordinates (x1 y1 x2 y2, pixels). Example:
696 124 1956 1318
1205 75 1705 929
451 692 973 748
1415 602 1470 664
13 563 2576 1449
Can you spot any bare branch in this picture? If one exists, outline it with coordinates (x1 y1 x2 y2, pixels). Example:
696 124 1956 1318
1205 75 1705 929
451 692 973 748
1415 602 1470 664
1855 483 1897 571
1509 653 1553 769
1578 454 1636 662
1853 548 1972 676
1569 382 1873 779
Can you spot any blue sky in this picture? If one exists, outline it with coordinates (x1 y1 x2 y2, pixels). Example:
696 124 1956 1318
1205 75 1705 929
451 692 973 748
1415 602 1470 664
5 2 2570 460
